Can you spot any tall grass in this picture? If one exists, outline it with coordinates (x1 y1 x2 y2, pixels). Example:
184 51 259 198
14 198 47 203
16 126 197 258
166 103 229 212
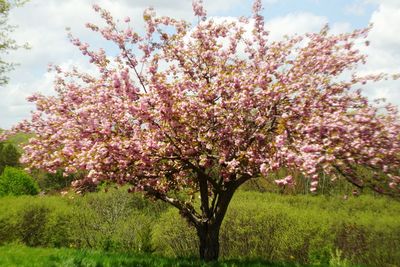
0 189 167 251
0 189 399 266
152 192 400 266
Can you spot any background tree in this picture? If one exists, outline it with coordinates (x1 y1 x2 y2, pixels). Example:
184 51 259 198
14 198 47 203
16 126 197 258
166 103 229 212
0 0 29 86
0 142 20 173
3 0 400 261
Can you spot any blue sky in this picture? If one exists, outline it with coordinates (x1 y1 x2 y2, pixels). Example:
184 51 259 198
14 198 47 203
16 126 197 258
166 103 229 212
1 0 399 129
211 0 378 27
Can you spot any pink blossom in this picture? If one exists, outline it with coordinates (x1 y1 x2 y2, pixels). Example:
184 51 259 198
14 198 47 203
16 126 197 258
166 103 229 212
1 2 399 256
301 144 321 153
260 163 268 176
275 175 294 187
192 0 206 19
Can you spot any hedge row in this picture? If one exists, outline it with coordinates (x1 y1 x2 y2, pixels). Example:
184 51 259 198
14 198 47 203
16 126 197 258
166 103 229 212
0 189 167 252
1 190 399 266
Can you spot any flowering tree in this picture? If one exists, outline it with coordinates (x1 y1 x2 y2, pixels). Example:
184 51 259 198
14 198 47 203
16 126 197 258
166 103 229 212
3 0 400 261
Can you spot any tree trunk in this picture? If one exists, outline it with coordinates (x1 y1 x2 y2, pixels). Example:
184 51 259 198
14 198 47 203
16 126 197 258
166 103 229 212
195 176 245 262
197 222 221 262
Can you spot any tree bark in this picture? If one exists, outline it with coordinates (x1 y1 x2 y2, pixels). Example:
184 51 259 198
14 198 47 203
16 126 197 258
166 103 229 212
197 222 221 262
147 172 251 262
196 179 240 262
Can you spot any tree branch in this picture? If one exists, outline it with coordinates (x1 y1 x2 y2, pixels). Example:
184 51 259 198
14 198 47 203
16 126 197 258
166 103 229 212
198 171 211 219
143 185 201 226
333 164 364 188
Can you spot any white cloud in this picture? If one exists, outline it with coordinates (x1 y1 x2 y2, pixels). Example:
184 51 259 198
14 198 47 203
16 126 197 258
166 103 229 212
330 22 352 34
2 0 240 129
357 1 400 105
365 0 400 8
345 1 367 16
265 12 327 41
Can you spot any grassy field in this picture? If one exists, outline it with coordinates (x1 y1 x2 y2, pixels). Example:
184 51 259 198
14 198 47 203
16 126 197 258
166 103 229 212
0 244 301 267
0 191 398 266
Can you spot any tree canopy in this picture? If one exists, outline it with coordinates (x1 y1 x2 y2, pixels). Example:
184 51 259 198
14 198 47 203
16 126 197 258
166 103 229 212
0 142 20 173
2 0 400 261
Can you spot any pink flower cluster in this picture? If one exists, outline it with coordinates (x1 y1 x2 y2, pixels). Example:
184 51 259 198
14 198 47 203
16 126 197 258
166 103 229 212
5 1 400 198
275 175 294 187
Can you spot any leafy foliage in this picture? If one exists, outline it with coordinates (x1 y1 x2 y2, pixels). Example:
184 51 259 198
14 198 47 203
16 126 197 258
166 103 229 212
73 188 164 252
152 192 400 266
0 142 20 173
32 169 77 193
0 188 167 250
0 166 39 196
0 191 398 265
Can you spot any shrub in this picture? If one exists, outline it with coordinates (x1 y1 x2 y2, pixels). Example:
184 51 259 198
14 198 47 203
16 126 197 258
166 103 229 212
31 169 76 194
0 143 21 174
0 190 399 266
0 195 76 247
17 204 49 246
0 167 39 196
73 188 165 252
152 208 198 257
152 192 400 266
0 188 167 251
111 212 153 253
0 216 14 245
73 189 139 250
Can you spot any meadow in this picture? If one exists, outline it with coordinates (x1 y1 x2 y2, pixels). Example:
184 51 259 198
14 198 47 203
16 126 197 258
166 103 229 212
0 188 399 266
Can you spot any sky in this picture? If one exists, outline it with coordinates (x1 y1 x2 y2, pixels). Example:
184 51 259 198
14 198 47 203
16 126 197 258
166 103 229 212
1 0 399 129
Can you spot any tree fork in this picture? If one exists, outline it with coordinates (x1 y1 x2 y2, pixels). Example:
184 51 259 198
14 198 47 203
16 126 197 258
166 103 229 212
196 180 239 261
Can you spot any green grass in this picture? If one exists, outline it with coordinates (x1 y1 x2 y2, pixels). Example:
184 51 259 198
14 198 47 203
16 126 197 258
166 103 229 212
0 244 299 267
1 191 399 266
0 191 398 266
152 192 400 266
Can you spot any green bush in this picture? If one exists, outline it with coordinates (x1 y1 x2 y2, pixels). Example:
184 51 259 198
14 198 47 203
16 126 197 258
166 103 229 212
0 167 39 196
0 190 399 266
31 169 76 194
152 192 400 266
0 189 163 251
73 189 165 253
73 188 154 251
0 195 77 247
0 216 15 245
0 143 21 174
152 208 198 257
17 204 49 247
